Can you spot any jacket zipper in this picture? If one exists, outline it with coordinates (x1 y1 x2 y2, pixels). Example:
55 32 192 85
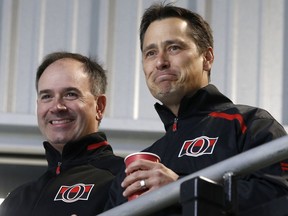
56 162 62 175
173 118 178 132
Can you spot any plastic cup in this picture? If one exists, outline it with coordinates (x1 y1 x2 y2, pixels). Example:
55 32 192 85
124 152 161 167
124 152 161 201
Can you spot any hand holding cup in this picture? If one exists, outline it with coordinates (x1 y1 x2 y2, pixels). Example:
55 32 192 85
124 152 161 201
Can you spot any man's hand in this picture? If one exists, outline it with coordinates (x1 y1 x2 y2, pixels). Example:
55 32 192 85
121 159 179 198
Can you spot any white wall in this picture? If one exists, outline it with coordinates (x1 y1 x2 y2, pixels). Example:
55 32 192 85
0 0 287 162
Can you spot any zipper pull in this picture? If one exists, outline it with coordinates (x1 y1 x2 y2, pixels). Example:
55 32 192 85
56 162 62 175
173 118 178 132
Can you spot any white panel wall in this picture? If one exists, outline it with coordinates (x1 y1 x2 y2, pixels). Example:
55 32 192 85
0 0 287 160
211 0 286 123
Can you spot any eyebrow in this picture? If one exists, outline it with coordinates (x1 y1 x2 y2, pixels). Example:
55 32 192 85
143 39 186 53
142 44 157 54
38 89 51 96
38 87 80 95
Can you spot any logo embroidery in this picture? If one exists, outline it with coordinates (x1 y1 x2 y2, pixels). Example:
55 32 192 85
178 136 218 157
54 183 94 203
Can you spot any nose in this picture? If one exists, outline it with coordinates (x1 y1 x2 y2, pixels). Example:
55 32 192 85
56 103 67 111
50 100 68 113
156 52 170 70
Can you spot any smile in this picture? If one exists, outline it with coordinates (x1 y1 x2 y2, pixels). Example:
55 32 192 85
50 119 73 125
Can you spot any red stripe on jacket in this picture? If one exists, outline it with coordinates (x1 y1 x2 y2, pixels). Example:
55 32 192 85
281 163 288 171
87 141 108 151
209 112 247 134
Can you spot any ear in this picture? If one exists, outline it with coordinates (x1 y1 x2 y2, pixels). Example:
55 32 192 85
96 95 106 121
203 47 214 71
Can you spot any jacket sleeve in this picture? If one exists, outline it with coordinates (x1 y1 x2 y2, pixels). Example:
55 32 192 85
0 194 10 216
0 184 27 216
104 166 127 211
237 114 288 211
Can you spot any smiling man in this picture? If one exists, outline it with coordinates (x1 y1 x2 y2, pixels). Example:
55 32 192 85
37 57 103 153
0 52 123 216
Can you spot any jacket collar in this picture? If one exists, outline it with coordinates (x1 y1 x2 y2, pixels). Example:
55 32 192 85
155 84 232 130
43 132 111 169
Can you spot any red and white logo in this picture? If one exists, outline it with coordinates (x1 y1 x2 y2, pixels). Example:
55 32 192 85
178 136 218 157
54 183 94 203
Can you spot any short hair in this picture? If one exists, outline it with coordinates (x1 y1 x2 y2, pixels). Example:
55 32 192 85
35 52 107 96
139 2 214 54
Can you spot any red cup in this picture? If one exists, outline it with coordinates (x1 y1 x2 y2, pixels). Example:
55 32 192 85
124 152 161 201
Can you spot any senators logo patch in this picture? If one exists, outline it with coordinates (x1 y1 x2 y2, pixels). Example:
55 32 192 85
54 183 94 203
178 136 218 157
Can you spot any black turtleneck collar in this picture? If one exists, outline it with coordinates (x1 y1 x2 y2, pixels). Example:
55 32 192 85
154 84 233 130
43 132 112 169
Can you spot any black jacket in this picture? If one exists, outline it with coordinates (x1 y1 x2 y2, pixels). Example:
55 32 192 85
105 84 288 215
0 132 123 216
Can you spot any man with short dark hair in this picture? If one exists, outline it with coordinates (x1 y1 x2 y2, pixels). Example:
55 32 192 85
106 3 288 215
0 52 123 216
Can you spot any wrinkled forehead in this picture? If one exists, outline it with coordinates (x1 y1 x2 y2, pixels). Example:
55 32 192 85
38 59 89 91
142 18 193 49
142 18 195 52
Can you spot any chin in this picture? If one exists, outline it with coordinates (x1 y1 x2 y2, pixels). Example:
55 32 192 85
49 137 69 145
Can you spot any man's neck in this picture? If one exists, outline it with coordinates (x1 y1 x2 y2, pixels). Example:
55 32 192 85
166 104 180 117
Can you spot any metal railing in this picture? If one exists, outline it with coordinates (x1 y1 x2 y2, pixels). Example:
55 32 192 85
98 135 288 216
